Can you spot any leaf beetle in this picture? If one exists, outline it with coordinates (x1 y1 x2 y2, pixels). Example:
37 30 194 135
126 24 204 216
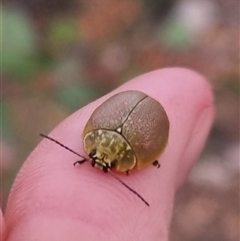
40 90 169 206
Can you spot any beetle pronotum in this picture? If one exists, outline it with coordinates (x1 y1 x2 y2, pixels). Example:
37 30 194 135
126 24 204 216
40 90 169 206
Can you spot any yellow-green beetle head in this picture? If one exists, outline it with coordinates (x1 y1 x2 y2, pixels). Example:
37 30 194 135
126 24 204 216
83 90 169 174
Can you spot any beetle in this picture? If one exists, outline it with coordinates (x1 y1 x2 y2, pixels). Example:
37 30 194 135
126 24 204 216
40 90 169 206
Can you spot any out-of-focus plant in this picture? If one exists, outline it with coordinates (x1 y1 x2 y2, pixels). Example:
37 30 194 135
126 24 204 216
46 17 80 55
1 7 39 80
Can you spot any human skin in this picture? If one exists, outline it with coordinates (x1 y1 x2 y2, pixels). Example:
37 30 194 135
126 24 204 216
2 68 214 241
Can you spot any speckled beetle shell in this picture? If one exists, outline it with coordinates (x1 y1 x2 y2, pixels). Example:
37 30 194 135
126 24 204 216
83 90 169 173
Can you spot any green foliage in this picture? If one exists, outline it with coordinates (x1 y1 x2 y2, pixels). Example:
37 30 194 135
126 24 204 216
54 85 97 110
1 8 39 80
1 100 13 141
159 20 191 50
47 17 79 51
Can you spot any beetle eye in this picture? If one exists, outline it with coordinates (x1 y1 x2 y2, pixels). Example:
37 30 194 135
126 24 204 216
90 149 97 158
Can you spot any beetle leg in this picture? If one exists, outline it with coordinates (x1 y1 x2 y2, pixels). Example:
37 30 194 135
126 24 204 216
125 170 130 176
102 166 109 173
152 160 160 168
73 159 87 166
91 159 96 167
111 159 117 168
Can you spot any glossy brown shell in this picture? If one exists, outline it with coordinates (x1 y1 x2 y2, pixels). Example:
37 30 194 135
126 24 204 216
83 90 169 170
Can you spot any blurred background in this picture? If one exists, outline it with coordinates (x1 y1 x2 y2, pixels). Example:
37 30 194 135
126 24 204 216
1 0 239 240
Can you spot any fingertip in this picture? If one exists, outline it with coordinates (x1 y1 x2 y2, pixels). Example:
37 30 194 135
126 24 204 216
5 68 214 240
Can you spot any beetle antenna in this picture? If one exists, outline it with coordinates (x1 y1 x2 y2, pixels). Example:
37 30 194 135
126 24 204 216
108 170 150 207
39 133 86 160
